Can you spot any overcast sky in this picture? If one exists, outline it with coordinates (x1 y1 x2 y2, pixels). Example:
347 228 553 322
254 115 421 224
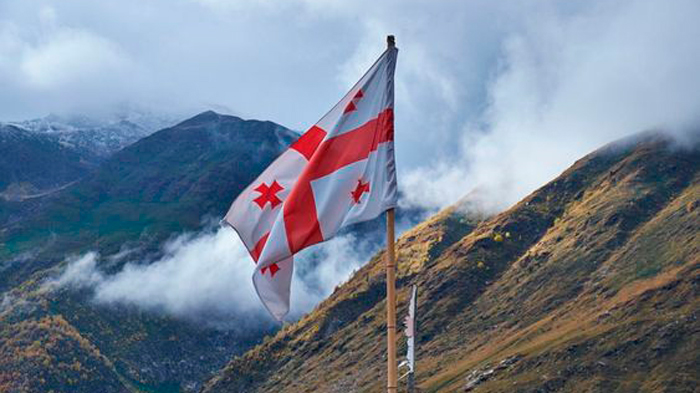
15 0 700 323
2 0 700 210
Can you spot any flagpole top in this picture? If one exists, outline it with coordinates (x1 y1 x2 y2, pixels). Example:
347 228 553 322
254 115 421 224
387 35 396 48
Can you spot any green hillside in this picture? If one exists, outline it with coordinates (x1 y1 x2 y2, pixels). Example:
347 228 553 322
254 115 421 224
1 111 297 392
1 111 297 289
0 124 95 195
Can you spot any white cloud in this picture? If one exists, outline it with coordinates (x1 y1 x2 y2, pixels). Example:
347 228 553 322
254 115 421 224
399 0 700 212
290 232 370 316
92 229 260 318
48 227 376 324
0 5 137 116
45 251 104 290
21 28 132 90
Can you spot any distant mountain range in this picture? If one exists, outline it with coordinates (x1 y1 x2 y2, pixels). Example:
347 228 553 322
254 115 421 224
0 111 177 203
6 111 178 157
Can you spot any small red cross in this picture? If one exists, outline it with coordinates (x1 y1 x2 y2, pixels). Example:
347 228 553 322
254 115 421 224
344 89 364 114
351 179 370 204
261 263 280 277
253 181 284 209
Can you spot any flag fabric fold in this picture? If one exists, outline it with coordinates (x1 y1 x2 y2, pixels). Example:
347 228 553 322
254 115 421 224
224 46 398 320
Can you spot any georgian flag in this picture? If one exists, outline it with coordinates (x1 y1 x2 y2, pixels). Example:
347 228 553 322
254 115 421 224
223 45 398 320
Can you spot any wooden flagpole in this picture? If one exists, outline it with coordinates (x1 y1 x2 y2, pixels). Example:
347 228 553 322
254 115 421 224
386 35 398 393
386 208 397 392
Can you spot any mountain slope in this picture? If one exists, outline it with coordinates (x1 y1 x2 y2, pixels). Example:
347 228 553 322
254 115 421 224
8 111 175 158
0 111 174 242
0 111 174 202
0 124 94 236
201 133 700 393
0 124 94 201
1 111 298 288
0 314 130 393
0 111 299 392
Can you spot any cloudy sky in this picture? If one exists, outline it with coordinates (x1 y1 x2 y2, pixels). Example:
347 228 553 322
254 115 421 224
3 0 700 210
12 0 700 322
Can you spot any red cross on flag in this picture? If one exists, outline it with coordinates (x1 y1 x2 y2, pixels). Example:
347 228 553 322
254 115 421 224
223 45 398 320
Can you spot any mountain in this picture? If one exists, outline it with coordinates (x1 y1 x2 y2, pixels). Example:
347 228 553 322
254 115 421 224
201 132 700 393
7 111 177 159
0 111 176 227
1 111 298 287
0 111 300 392
0 123 98 242
0 124 93 202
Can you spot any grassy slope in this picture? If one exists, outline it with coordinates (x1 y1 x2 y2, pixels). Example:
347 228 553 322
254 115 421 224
0 112 296 392
0 124 95 193
0 313 131 393
201 133 700 393
1 112 297 284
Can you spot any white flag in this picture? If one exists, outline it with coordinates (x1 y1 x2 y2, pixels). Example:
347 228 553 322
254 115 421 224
403 285 417 373
223 45 398 320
